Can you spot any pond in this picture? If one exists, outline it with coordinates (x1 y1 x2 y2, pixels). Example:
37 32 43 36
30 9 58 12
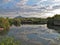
0 24 60 45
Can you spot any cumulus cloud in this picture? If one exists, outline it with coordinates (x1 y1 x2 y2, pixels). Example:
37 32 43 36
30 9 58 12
53 0 60 2
0 0 60 18
4 0 11 2
16 0 28 6
0 0 11 4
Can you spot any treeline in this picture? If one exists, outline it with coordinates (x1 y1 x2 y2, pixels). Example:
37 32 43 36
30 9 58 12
6 18 47 26
8 18 47 26
47 14 60 33
0 17 21 30
0 14 60 31
0 17 47 30
47 14 60 26
19 18 47 24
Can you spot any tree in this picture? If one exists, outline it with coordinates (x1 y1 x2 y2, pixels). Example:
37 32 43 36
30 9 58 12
0 17 10 30
13 19 21 26
8 19 13 26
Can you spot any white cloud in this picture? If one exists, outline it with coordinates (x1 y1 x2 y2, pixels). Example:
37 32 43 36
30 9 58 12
52 9 60 14
0 0 12 5
0 0 60 18
4 0 11 2
53 0 60 2
3 0 11 3
17 0 28 6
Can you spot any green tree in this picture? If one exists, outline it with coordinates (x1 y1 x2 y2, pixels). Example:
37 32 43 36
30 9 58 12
8 19 13 26
0 17 10 30
13 19 21 26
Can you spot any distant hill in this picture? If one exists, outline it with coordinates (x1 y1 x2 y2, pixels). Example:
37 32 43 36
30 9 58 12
15 16 25 18
15 16 44 18
15 16 37 18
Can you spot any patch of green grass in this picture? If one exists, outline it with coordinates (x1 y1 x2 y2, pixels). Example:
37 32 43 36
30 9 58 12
0 37 21 45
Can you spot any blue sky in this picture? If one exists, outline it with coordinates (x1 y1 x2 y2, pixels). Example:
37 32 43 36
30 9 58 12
26 0 39 5
0 0 60 18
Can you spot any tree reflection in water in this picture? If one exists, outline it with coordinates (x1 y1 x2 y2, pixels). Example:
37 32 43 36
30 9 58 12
47 25 60 33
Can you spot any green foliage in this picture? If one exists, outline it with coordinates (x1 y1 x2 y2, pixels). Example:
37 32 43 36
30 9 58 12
53 14 60 20
0 17 47 30
0 37 20 45
47 17 54 25
13 19 21 26
47 14 60 26
8 19 13 26
0 17 10 30
20 18 47 24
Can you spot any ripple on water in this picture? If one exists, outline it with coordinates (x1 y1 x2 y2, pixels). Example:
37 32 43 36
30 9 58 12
3 25 60 45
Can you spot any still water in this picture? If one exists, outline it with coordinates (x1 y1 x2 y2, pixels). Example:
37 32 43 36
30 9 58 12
0 24 60 45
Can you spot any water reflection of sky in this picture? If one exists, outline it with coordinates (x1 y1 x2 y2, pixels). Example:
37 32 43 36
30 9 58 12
7 24 60 45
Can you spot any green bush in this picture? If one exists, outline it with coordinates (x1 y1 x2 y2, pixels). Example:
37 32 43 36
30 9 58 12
0 37 20 45
13 19 21 26
0 17 10 30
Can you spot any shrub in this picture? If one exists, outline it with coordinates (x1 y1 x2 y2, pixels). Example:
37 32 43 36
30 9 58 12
0 17 10 30
0 37 20 45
